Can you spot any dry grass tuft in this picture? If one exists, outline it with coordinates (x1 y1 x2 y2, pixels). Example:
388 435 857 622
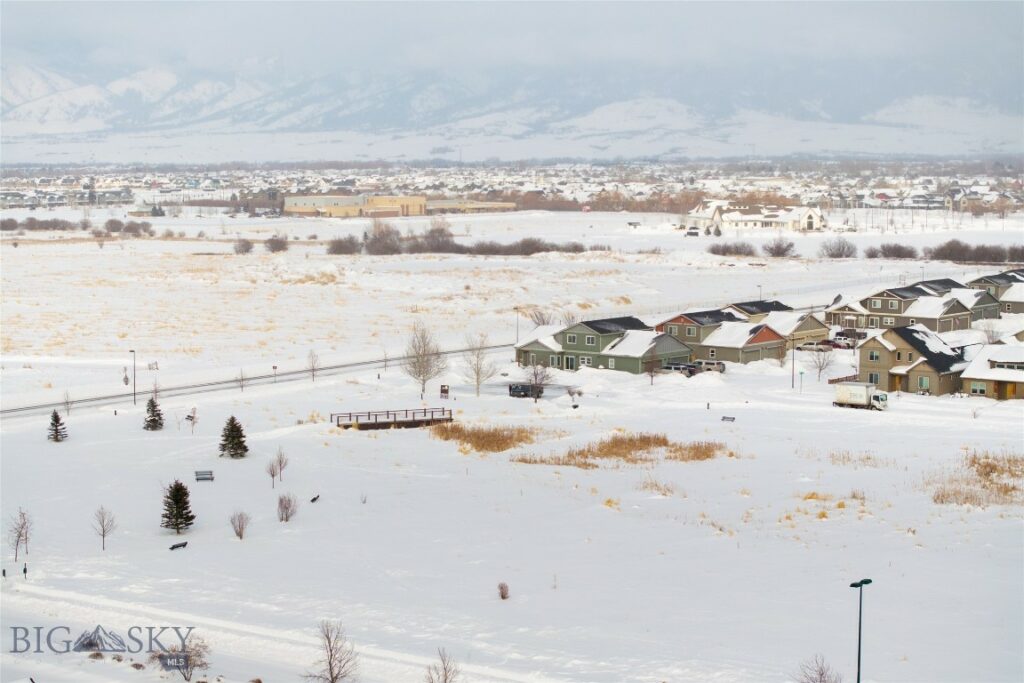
639 476 676 497
829 450 892 469
431 423 538 453
931 449 1024 506
666 440 728 461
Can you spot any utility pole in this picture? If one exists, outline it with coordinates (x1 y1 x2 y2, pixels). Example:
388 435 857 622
129 349 136 406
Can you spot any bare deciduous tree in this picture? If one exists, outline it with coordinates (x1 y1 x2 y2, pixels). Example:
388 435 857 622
523 364 552 403
560 309 580 326
92 506 117 550
643 354 660 385
236 369 247 392
528 308 555 326
150 634 210 682
277 494 299 522
63 390 72 416
793 654 843 683
230 511 251 540
275 446 290 482
424 648 462 683
304 619 358 683
977 320 1001 343
308 349 321 382
266 459 281 488
8 508 31 562
809 347 835 380
402 322 448 395
461 333 498 396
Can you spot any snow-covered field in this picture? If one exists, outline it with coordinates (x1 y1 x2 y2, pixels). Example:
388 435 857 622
2 209 1022 681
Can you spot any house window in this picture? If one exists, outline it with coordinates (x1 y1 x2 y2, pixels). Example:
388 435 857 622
608 358 616 369
686 326 696 337
1008 304 1013 312
883 317 895 326
550 355 559 367
529 353 536 365
896 352 902 361
907 353 913 361
918 376 930 391
580 356 592 367
868 372 880 384
970 381 986 395
585 335 596 346
868 350 880 361
709 349 717 359
566 334 577 344
668 325 678 336
868 317 878 328
871 300 881 309
909 319 916 325
888 300 898 310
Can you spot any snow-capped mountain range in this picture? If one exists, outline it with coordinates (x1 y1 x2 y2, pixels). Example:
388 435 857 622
2 64 1021 163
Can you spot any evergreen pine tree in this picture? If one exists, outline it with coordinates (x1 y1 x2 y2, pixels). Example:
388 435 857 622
48 410 68 442
143 397 164 431
218 416 248 458
161 480 196 534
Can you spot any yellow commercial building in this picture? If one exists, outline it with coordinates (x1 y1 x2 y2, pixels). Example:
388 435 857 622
284 195 427 218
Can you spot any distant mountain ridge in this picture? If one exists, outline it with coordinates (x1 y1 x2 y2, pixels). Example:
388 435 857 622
2 64 1021 163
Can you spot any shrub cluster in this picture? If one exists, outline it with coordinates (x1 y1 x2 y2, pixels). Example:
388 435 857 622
762 236 797 258
864 243 918 259
326 236 361 255
708 241 757 257
326 224 589 257
264 236 289 253
923 239 1024 263
2 217 81 231
818 236 857 258
233 238 254 255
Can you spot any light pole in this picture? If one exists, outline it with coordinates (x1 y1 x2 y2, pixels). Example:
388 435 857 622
128 349 136 405
849 578 873 683
514 306 520 344
757 284 763 300
799 370 804 394
272 365 277 383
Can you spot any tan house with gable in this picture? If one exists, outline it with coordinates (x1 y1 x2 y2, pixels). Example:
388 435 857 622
960 345 1024 400
858 325 968 395
761 311 830 349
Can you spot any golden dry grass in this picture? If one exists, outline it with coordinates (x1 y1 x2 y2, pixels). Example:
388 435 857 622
513 433 728 470
829 450 892 469
638 475 675 497
430 423 538 453
931 449 1024 506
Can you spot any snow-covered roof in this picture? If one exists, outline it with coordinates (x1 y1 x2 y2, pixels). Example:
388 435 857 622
701 322 777 348
1002 283 1024 304
890 324 967 374
961 345 1024 383
827 294 868 315
939 328 989 349
515 324 563 351
903 296 955 319
603 330 660 357
760 311 809 336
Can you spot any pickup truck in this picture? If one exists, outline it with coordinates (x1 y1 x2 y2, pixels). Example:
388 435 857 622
694 359 725 373
508 383 543 399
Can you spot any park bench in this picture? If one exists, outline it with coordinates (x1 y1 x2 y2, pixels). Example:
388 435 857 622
721 416 736 423
195 470 214 482
169 542 188 551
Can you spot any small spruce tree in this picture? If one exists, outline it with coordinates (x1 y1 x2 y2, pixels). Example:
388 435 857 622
143 397 164 431
218 416 248 458
161 480 196 534
713 225 722 237
48 410 68 442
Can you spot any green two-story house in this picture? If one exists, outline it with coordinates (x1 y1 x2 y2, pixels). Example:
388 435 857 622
515 317 691 374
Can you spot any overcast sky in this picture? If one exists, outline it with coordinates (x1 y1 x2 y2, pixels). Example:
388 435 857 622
3 1 1022 116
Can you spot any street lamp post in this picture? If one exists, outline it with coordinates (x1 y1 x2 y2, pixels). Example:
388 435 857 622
799 370 804 394
514 306 520 344
758 284 763 300
129 349 136 405
849 578 873 683
272 365 278 383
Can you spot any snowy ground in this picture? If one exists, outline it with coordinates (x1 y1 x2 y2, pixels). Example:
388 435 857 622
2 209 1023 681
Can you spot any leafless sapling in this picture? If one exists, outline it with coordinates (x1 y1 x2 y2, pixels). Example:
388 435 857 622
523 364 552 403
461 332 498 396
92 506 117 551
230 511 251 540
304 619 358 683
402 322 448 395
150 634 210 682
308 349 321 382
266 459 280 488
809 347 835 380
793 654 843 683
277 494 299 522
528 308 555 326
275 446 290 482
424 648 462 683
8 508 31 562
63 390 72 416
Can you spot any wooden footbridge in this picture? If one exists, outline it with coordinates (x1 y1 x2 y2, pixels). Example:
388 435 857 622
330 408 453 430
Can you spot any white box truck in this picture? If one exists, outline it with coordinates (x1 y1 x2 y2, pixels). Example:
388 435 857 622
833 382 889 410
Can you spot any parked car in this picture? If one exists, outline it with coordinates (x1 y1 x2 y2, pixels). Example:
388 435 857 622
508 383 542 398
798 341 833 352
694 359 726 373
830 336 855 349
664 362 701 376
685 227 700 237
